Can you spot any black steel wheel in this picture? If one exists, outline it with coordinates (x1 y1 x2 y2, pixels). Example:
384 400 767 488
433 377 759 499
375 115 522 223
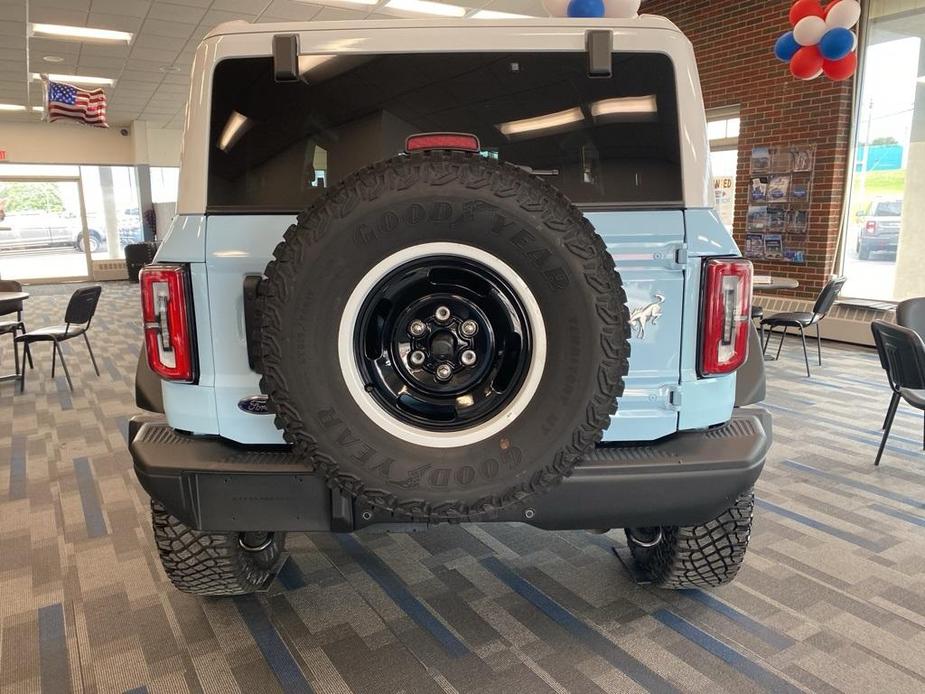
355 256 532 432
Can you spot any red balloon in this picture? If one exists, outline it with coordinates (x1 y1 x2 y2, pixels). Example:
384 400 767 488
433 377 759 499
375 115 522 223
823 51 857 80
790 45 824 79
790 0 824 26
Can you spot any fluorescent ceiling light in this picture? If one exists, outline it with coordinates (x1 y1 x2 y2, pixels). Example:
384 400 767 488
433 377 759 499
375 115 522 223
497 107 584 137
219 111 252 152
31 72 115 86
0 104 27 111
385 0 467 17
471 10 531 18
591 95 658 117
31 23 132 43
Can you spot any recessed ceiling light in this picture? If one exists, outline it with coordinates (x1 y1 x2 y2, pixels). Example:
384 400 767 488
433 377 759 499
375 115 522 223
384 0 467 17
31 23 133 43
42 55 65 63
471 10 531 18
31 72 115 86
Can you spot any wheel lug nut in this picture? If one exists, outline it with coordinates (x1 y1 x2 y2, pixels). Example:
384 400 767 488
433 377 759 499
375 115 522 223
409 350 426 367
461 320 478 337
435 363 453 381
408 320 426 337
460 350 477 367
434 306 451 324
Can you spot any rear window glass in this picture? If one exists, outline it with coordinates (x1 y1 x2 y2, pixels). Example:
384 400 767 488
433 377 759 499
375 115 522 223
207 52 681 212
874 201 901 216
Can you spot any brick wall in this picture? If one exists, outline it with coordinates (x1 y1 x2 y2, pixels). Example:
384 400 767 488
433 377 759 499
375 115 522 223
642 0 855 299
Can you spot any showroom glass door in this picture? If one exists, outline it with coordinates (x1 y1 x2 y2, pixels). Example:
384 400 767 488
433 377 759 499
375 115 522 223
0 177 92 282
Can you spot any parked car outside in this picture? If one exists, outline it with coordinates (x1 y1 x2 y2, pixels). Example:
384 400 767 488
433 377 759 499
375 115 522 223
856 198 901 260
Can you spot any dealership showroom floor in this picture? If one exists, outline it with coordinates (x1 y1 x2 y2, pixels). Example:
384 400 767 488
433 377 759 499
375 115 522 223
4 1 925 693
0 283 922 693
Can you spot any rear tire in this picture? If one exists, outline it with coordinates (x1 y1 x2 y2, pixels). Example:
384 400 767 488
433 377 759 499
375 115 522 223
625 489 754 589
151 500 285 596
858 241 871 260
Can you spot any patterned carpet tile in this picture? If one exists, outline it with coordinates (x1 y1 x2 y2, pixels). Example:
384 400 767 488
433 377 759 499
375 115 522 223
0 282 923 693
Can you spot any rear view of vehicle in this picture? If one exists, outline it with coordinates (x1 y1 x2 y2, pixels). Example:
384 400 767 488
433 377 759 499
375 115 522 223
856 198 901 260
130 16 770 597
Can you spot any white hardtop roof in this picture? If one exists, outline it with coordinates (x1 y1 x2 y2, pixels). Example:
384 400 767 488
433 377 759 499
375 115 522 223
204 15 682 41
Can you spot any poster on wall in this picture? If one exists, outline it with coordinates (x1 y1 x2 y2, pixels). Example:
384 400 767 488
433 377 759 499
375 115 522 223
749 177 768 203
751 147 771 174
745 233 765 258
713 176 735 231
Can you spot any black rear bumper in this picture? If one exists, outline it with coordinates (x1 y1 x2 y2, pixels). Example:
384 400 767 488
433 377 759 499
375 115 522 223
130 409 771 532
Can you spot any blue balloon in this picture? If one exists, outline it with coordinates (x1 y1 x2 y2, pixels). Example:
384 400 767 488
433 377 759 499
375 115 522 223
819 27 855 61
567 0 605 18
773 31 801 62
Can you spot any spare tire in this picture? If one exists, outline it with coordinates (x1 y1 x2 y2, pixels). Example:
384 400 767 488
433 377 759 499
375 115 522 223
258 150 630 521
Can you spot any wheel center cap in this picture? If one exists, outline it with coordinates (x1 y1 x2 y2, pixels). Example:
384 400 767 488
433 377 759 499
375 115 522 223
429 330 456 360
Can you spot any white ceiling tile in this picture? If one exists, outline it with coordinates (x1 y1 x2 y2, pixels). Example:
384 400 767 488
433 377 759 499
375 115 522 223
118 69 165 84
133 33 188 51
262 1 322 20
31 0 92 10
129 46 181 63
151 0 211 7
313 6 371 20
213 0 272 13
0 20 23 37
0 2 27 21
140 18 198 38
85 12 146 33
147 2 207 24
89 0 151 18
29 37 82 56
78 42 132 58
27 7 89 24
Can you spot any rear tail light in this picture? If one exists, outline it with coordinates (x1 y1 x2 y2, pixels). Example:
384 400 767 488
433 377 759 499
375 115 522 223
700 258 753 377
865 220 878 235
140 265 196 382
405 132 480 153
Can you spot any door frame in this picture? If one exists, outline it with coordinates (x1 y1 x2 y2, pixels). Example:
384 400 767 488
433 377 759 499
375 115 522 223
0 174 94 284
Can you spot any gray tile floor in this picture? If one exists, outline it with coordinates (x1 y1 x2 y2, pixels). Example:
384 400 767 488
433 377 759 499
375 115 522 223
1 282 924 694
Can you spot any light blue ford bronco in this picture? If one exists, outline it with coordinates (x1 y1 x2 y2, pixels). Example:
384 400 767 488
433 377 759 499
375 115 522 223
129 15 770 596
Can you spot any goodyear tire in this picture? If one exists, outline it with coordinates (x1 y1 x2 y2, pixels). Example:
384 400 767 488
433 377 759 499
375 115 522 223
151 500 284 596
258 151 630 521
625 489 755 588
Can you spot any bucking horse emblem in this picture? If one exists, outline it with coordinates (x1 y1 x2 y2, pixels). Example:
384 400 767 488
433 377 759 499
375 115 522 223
629 293 665 339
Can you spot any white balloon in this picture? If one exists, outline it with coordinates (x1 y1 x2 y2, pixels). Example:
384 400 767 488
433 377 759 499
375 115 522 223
604 0 642 17
794 16 827 46
826 0 861 29
543 0 570 16
851 30 858 52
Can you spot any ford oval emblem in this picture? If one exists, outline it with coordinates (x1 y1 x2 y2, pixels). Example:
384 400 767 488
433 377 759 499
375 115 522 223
238 395 271 414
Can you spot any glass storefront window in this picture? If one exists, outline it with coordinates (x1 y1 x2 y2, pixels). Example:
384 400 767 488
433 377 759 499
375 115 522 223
708 112 740 233
842 4 924 301
79 166 143 260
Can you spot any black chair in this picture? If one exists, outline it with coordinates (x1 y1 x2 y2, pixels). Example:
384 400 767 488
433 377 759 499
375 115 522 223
16 286 102 392
0 279 32 377
871 320 925 466
882 297 925 431
762 276 847 377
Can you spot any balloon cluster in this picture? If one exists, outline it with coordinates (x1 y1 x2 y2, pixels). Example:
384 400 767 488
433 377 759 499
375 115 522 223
775 0 861 81
542 0 641 18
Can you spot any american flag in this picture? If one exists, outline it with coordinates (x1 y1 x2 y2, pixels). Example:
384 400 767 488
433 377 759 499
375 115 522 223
46 80 108 128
